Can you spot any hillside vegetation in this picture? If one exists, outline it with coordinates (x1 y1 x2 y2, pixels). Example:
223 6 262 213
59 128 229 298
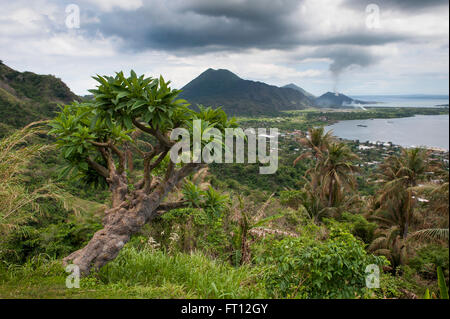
0 61 79 136
0 68 448 299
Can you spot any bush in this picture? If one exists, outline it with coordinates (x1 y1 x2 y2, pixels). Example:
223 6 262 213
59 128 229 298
341 212 377 244
409 245 449 280
279 190 304 210
0 201 102 264
145 205 233 261
256 230 388 298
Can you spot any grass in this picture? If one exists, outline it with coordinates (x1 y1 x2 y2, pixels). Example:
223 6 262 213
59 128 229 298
0 245 267 299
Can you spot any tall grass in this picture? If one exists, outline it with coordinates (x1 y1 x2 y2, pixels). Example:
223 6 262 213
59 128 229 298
97 245 267 298
0 121 51 238
0 244 267 299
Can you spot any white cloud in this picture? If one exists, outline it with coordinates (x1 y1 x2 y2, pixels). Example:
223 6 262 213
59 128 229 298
81 0 143 12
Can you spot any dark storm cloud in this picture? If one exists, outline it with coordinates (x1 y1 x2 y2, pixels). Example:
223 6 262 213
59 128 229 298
81 0 417 53
314 47 380 77
344 0 449 12
305 32 410 46
77 0 444 78
82 0 304 52
181 0 298 23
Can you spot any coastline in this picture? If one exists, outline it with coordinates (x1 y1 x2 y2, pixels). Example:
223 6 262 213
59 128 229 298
325 113 450 152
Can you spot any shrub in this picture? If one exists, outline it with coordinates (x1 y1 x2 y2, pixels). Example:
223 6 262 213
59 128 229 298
341 212 377 244
279 190 304 210
147 205 232 261
256 230 388 298
408 245 449 280
1 217 102 264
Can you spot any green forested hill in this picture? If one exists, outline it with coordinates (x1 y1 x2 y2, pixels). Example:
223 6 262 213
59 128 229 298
314 91 371 108
0 61 80 135
282 83 316 99
179 68 314 116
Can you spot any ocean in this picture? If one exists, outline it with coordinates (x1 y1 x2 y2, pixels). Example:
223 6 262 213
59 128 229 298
325 114 449 150
350 94 449 108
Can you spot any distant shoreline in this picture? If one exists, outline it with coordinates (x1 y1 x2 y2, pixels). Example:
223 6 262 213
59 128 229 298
325 114 449 152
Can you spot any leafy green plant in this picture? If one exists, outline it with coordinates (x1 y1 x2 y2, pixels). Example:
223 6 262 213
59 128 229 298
231 194 284 265
203 186 229 219
341 212 377 244
408 245 449 279
437 266 449 299
257 230 388 298
423 267 449 299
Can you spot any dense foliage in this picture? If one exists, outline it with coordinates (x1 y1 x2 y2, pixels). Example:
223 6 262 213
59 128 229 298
0 69 448 299
257 230 387 298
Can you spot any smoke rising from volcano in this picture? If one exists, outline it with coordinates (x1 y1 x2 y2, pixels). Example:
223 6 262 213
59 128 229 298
315 47 380 92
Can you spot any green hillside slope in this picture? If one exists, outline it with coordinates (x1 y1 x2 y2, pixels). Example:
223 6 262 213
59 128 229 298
0 61 80 135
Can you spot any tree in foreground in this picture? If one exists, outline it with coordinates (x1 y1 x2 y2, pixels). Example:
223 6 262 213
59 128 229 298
369 148 436 266
293 131 360 221
319 142 359 208
372 148 431 239
49 71 235 274
293 126 333 166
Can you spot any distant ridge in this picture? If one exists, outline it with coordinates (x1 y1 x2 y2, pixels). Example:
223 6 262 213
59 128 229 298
282 83 315 99
179 68 314 116
315 91 371 108
0 61 79 135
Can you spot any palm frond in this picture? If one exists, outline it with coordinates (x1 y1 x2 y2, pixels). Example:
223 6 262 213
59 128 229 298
409 228 449 242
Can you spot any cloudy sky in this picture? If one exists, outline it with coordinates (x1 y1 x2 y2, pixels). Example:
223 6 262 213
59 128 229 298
0 0 448 96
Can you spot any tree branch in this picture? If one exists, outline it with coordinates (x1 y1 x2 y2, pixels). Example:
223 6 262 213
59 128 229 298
86 157 109 179
109 143 125 174
90 141 110 147
90 140 125 174
143 149 168 193
158 200 189 211
174 163 204 185
132 118 153 134
138 140 155 152
132 118 174 148
149 150 169 170
99 147 115 173
129 142 146 157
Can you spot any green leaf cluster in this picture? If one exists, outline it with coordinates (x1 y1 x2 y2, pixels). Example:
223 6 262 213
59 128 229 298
257 230 388 298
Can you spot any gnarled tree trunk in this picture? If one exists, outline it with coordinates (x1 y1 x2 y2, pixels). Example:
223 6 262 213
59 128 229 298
63 153 201 275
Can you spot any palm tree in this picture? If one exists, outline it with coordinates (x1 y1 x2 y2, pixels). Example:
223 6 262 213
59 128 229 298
297 173 328 223
368 148 435 267
374 148 431 239
296 171 361 222
319 142 359 207
369 226 407 269
292 130 359 219
231 194 283 265
414 165 449 226
383 148 430 187
409 166 449 243
293 126 333 166
377 148 431 238
371 191 414 240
